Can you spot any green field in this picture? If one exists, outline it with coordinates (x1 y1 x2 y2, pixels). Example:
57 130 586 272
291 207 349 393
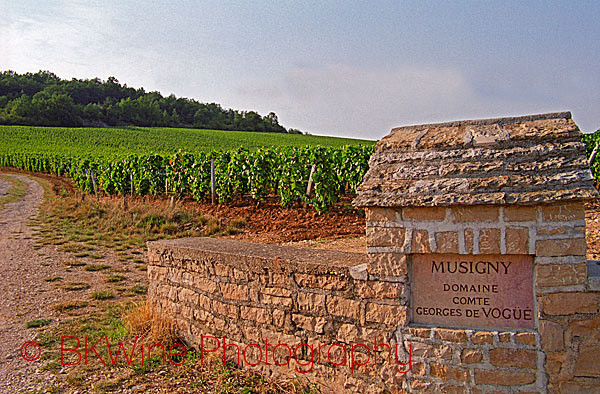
0 125 375 211
0 125 375 159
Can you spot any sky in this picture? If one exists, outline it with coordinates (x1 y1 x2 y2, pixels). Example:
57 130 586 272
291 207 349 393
2 0 599 139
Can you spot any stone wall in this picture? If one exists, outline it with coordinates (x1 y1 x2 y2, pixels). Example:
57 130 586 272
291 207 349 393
364 202 599 393
148 238 410 393
147 200 600 393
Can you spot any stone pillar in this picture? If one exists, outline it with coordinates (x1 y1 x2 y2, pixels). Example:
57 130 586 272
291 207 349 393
354 112 600 392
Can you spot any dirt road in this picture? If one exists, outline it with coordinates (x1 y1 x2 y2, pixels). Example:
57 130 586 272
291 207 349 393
0 174 58 393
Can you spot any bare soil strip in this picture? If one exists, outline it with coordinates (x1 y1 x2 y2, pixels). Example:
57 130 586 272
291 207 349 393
0 174 56 392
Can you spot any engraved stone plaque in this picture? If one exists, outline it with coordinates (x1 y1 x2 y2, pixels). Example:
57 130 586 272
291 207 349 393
411 254 534 329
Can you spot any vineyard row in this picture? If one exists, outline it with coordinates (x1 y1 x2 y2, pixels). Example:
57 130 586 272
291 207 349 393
0 146 373 212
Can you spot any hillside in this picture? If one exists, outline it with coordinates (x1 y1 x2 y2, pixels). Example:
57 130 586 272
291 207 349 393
0 125 375 159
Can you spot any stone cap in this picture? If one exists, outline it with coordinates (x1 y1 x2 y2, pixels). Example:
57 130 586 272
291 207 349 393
354 112 598 207
148 237 366 274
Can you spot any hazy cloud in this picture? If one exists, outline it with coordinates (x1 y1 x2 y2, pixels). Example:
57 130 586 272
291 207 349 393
236 63 560 139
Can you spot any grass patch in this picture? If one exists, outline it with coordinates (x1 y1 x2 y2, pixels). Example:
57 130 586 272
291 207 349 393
221 216 247 235
65 372 85 387
26 318 52 328
91 290 114 300
229 217 247 229
62 260 85 267
130 284 147 294
59 282 91 291
42 360 61 372
35 190 227 250
123 301 178 345
37 304 129 371
60 243 83 253
53 300 88 312
0 174 27 210
44 276 62 282
84 264 110 272
105 274 126 283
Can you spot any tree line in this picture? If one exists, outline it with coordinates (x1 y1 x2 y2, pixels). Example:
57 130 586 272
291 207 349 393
0 70 300 133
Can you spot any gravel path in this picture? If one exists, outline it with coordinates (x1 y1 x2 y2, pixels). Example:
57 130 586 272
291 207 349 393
0 174 59 392
0 178 9 198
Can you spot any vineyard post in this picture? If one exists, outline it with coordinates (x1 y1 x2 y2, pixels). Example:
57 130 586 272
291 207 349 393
210 158 215 204
90 168 98 200
130 172 134 196
83 168 89 201
306 164 316 196
589 142 599 166
123 195 128 211
79 166 85 201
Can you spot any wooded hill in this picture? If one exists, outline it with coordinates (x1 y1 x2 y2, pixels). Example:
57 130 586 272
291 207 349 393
0 70 297 133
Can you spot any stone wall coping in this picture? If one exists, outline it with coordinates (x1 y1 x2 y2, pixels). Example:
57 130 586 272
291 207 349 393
148 237 366 274
389 111 572 132
354 112 598 207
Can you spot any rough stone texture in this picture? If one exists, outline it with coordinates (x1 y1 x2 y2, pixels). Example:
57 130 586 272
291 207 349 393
354 112 598 208
489 348 537 369
506 227 529 254
410 229 431 253
366 253 407 277
402 207 446 221
574 346 600 377
515 332 537 347
471 331 493 345
505 206 537 221
541 203 585 222
365 200 592 259
475 369 537 386
539 320 565 352
435 231 459 254
148 238 404 393
536 238 587 257
434 328 468 343
478 228 501 254
366 207 399 222
464 229 474 254
535 263 587 287
452 206 499 222
366 226 404 247
540 293 598 315
361 202 597 392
